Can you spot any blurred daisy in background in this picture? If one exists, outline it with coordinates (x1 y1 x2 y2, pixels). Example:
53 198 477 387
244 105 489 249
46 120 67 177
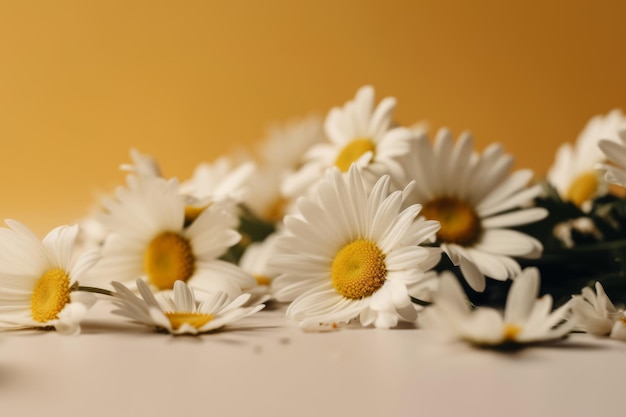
272 166 441 329
570 281 625 339
401 129 546 292
120 147 163 180
86 175 255 298
281 85 415 199
111 279 264 335
244 115 325 224
257 114 325 173
181 157 255 207
598 128 626 188
420 267 574 348
547 109 626 210
0 221 100 335
239 233 281 291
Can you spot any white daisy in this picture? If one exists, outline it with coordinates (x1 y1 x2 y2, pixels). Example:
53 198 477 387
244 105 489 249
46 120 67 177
87 175 256 298
111 279 264 335
570 281 624 337
180 157 256 206
548 109 626 208
239 233 281 289
598 128 626 188
609 313 626 341
420 267 574 348
243 116 325 224
272 165 442 329
243 165 293 224
120 148 163 180
281 85 415 199
401 129 547 292
0 221 100 335
258 114 325 172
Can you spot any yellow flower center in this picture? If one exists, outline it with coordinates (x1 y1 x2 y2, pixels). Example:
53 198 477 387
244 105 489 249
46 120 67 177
144 232 196 290
565 171 599 207
254 275 271 286
164 312 214 330
331 239 386 299
184 205 208 228
31 268 71 323
334 138 376 172
503 323 522 341
421 197 482 245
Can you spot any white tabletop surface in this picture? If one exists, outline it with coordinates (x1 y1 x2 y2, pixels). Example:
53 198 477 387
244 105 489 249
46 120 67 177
1 300 623 417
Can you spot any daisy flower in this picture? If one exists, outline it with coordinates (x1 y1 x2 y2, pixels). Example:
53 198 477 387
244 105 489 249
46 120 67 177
243 116 325 224
87 175 256 298
272 165 442 329
598 128 626 188
120 148 163 180
401 129 547 292
570 281 624 337
258 114 325 172
281 85 415 199
239 233 281 289
0 221 101 335
547 109 626 208
180 157 256 206
110 279 264 335
420 267 574 348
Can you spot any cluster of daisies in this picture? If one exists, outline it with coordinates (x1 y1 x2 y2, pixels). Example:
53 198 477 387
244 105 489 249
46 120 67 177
2 85 626 349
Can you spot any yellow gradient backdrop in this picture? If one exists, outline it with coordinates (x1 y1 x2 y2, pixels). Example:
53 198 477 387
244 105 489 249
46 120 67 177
1 1 625 235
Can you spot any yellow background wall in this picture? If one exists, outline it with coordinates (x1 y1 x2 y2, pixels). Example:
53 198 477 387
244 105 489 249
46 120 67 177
1 1 625 235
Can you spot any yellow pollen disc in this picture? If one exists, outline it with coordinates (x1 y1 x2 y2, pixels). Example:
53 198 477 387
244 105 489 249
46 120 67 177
331 239 386 299
503 323 522 341
164 312 214 330
565 171 599 207
620 317 626 325
31 268 71 323
421 197 482 245
254 275 271 286
144 232 196 290
334 138 376 172
184 205 208 228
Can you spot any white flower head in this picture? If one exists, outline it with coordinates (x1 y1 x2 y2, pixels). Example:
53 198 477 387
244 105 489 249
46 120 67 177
281 85 415 199
570 281 624 337
598 128 626 188
420 268 574 348
180 157 256 206
548 109 626 208
0 221 101 335
401 129 547 292
111 279 264 335
272 165 442 329
258 114 325 172
120 148 163 180
87 175 255 298
239 233 281 289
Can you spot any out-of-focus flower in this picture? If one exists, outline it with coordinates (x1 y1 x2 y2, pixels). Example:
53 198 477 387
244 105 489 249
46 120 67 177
401 129 546 292
420 267 573 348
598 128 626 188
548 109 626 209
570 281 624 336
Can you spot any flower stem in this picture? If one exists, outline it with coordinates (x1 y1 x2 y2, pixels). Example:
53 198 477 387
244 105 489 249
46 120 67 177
77 286 115 297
